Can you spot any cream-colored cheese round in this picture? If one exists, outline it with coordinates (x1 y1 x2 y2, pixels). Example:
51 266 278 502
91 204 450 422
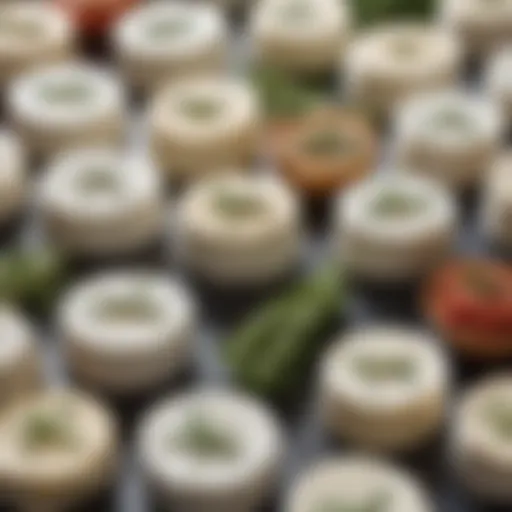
114 1 228 92
8 63 126 160
481 152 512 248
334 174 457 281
320 326 450 452
286 456 433 512
394 90 504 189
0 307 41 412
0 389 118 512
486 47 512 121
138 390 284 512
175 173 302 285
452 375 512 502
0 130 26 225
250 0 351 74
441 0 512 57
38 148 165 257
0 2 74 88
345 24 461 116
58 271 196 395
149 76 261 179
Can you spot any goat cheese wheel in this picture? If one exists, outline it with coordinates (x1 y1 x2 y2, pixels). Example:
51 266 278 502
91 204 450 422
138 390 284 512
0 131 26 225
176 173 302 286
345 24 461 116
0 390 118 512
8 63 126 160
0 2 74 88
452 375 512 502
486 47 512 122
114 1 228 92
39 148 164 258
334 174 457 282
482 153 512 249
320 326 450 452
286 456 433 512
442 0 512 57
0 307 41 412
58 271 196 395
250 0 351 75
149 76 261 179
395 90 503 189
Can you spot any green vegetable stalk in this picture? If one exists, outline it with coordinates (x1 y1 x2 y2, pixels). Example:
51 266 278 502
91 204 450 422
350 0 435 26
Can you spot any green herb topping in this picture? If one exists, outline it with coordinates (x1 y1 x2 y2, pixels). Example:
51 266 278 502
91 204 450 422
280 0 314 22
77 168 119 194
180 97 222 120
313 491 392 512
97 294 158 323
371 190 427 218
484 400 512 440
213 189 265 218
146 17 190 39
303 130 354 156
22 407 75 451
354 355 416 383
39 81 92 104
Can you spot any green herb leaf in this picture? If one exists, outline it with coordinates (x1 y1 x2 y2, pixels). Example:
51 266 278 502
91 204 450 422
371 191 427 218
22 407 75 451
313 490 392 512
354 356 416 383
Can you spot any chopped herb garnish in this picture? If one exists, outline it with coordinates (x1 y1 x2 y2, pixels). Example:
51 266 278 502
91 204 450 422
77 168 119 194
313 491 392 512
371 190 427 218
303 130 354 156
354 355 416 383
281 0 314 22
180 97 222 120
97 294 158 323
22 408 75 451
484 400 512 440
146 17 190 39
213 189 265 218
39 81 92 104
389 37 418 58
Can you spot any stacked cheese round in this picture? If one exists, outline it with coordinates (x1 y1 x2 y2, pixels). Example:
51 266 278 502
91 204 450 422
394 90 504 189
8 62 126 160
441 0 512 57
138 390 284 512
58 271 196 396
486 47 512 122
286 456 433 512
114 1 228 92
250 0 351 74
38 148 164 258
149 76 261 179
175 173 302 286
452 375 512 502
334 174 457 282
0 131 26 226
0 390 118 512
345 24 461 116
0 307 41 412
0 1 74 88
320 326 450 452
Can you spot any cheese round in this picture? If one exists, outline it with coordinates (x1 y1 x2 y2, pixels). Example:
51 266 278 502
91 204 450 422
175 173 302 285
0 389 118 512
114 1 228 92
0 131 26 225
486 47 512 122
0 307 41 412
250 0 351 74
39 148 164 258
0 2 74 88
334 174 457 281
286 456 433 512
394 90 504 189
441 0 512 57
138 390 284 512
452 375 512 502
149 76 261 179
345 24 461 116
58 271 196 395
320 326 450 451
8 62 126 160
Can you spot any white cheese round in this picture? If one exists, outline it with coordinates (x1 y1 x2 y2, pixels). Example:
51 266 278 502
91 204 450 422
149 76 261 179
441 0 512 57
8 62 126 160
320 325 450 451
345 24 461 116
138 389 284 512
334 174 457 281
0 307 41 412
452 375 512 502
394 90 504 189
286 456 433 512
175 173 302 285
486 46 512 121
0 130 26 225
38 148 165 258
114 1 228 92
58 271 196 395
250 0 351 74
0 389 118 512
0 1 74 88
